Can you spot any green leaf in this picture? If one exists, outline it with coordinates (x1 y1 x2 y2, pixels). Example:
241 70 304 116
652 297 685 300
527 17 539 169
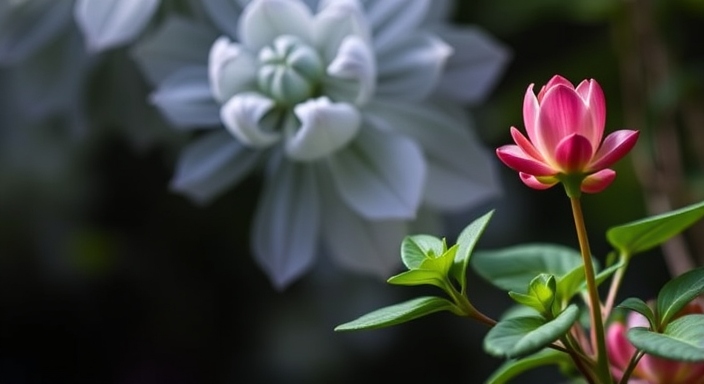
509 274 557 316
483 304 579 358
617 297 656 329
508 291 543 311
657 266 704 326
452 210 494 292
388 245 459 293
486 349 573 384
334 296 457 332
400 234 444 270
421 244 458 277
607 200 704 257
387 269 446 290
628 314 704 361
472 244 582 293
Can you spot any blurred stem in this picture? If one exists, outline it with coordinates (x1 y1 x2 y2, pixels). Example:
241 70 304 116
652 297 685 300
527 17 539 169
612 0 699 276
570 197 613 384
561 335 598 384
603 256 629 318
619 350 645 384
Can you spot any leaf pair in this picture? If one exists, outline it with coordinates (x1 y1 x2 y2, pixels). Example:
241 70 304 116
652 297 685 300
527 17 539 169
334 211 494 332
617 267 704 362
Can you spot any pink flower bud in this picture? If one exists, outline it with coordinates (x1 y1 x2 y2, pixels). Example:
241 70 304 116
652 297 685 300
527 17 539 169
497 75 639 193
607 301 704 384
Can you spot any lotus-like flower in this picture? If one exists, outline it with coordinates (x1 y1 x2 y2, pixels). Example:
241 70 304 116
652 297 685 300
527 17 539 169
132 0 510 288
607 301 704 384
496 75 639 194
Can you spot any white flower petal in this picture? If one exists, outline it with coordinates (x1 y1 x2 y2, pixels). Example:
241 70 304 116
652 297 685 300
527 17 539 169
0 0 73 64
131 16 218 85
313 0 369 62
220 92 280 147
238 0 313 51
170 130 261 204
433 26 511 104
375 32 451 101
317 166 406 277
363 0 429 53
201 0 247 39
328 125 425 220
419 0 453 25
286 97 361 161
150 67 221 128
326 35 376 105
253 154 320 289
366 100 502 210
208 36 258 103
74 0 160 52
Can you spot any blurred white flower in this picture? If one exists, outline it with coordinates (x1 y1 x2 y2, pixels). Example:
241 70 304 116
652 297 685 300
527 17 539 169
74 0 161 52
0 0 162 60
132 0 510 288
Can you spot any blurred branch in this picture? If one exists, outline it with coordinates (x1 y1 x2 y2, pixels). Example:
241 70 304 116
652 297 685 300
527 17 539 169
611 0 702 276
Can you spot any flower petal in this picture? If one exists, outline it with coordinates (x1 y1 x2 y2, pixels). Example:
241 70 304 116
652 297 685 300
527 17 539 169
238 0 313 51
201 0 246 40
375 32 451 102
554 133 593 173
365 100 501 210
253 154 320 289
317 166 406 277
607 322 636 374
543 74 574 92
0 0 73 64
588 130 639 171
523 84 540 145
519 173 558 190
363 0 429 53
536 83 593 154
150 67 221 128
326 35 376 105
74 0 159 52
496 145 556 176
510 126 543 162
208 36 258 103
314 0 370 63
286 97 361 161
219 92 279 147
432 26 511 104
576 78 606 146
131 16 218 84
170 130 261 204
327 125 425 220
580 168 616 194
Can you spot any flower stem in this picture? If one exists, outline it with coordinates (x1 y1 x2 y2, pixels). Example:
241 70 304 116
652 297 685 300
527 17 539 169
570 197 613 384
603 256 628 318
619 350 644 384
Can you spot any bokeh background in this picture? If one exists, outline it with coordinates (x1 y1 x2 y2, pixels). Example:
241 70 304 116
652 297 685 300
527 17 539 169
2 0 704 383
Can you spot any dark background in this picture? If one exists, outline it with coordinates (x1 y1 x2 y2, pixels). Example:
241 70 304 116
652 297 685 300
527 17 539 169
1 0 704 382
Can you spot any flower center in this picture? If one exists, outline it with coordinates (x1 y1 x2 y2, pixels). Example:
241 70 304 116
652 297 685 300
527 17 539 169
257 35 323 106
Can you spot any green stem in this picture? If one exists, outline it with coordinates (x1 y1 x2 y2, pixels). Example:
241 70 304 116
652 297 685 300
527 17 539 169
619 350 644 384
570 197 613 384
449 283 497 327
561 336 598 384
604 256 629 318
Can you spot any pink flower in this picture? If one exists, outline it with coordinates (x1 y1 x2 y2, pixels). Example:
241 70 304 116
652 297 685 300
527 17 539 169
607 301 704 384
496 75 639 194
